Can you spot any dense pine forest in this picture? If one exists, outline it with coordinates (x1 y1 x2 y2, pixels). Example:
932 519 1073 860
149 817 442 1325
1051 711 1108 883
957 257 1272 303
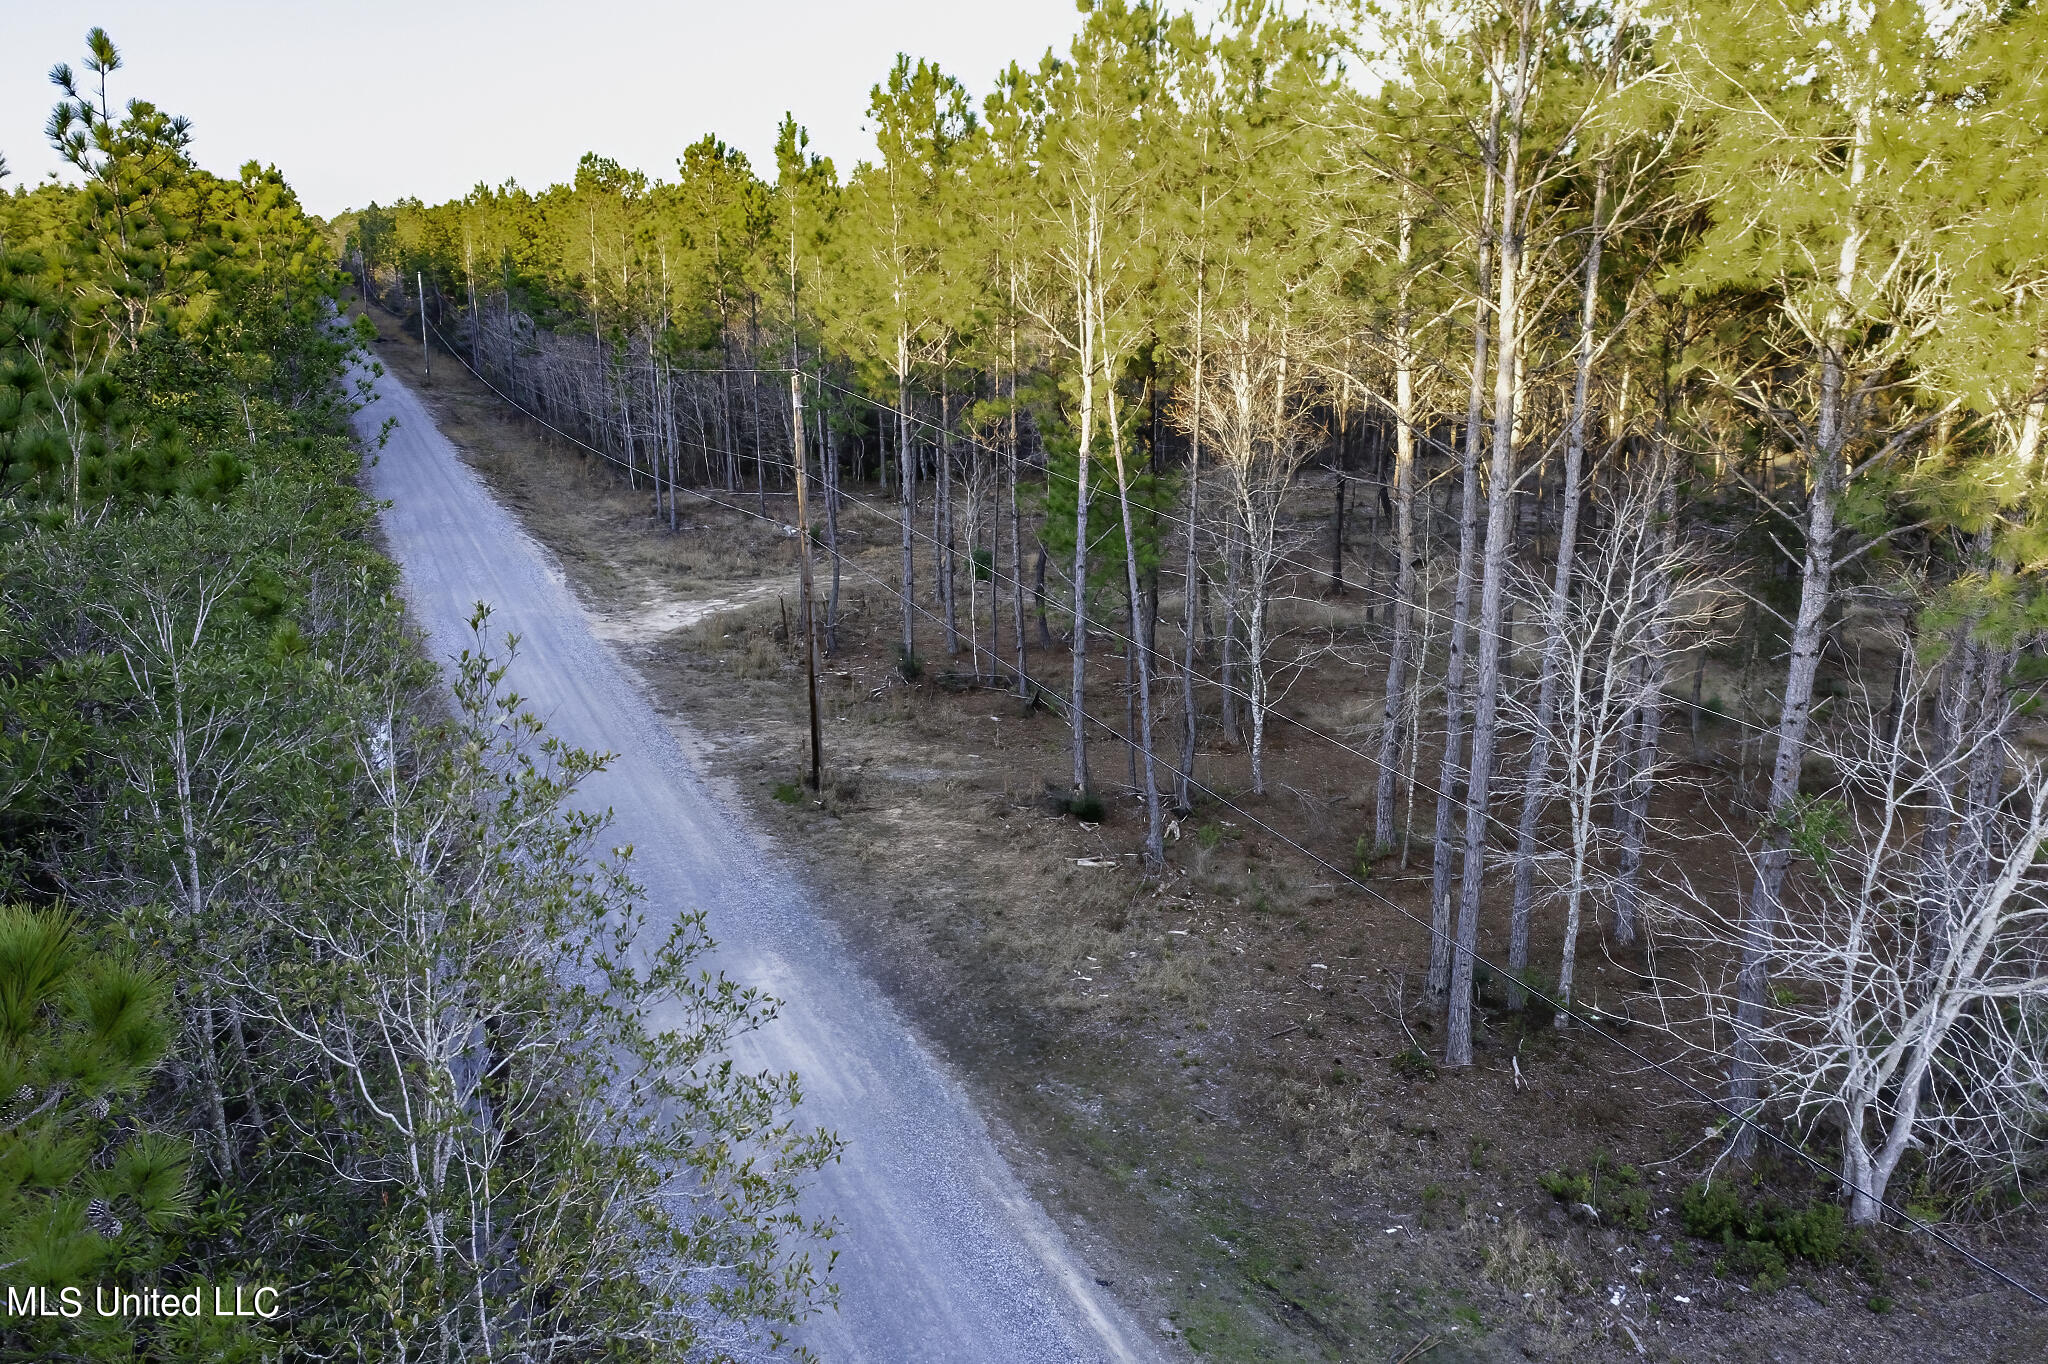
6 0 2048 1357
346 0 2048 1259
1 28 836 1362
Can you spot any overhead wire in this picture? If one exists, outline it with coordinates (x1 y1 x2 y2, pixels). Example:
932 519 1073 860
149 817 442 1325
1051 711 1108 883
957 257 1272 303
434 314 1840 757
418 316 1927 1004
389 314 2048 1310
432 322 1600 867
806 368 1805 751
435 318 1803 762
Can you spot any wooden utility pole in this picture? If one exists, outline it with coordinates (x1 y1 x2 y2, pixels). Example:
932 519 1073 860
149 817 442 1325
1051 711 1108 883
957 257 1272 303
791 372 823 789
417 271 431 383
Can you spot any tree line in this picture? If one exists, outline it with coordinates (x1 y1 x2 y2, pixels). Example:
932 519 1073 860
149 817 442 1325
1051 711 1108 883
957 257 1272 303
2 28 836 1361
345 0 2048 1230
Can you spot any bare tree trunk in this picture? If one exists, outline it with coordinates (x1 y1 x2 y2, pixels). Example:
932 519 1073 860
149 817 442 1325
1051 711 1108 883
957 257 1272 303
1180 391 1204 811
1429 81 1501 1002
1729 92 1871 1156
198 1001 234 1173
1179 227 1208 809
719 366 737 490
752 371 767 514
1071 261 1097 797
1221 514 1242 745
940 381 960 656
822 382 841 651
981 407 996 684
1010 294 1030 698
1611 447 1680 946
1108 377 1165 868
897 328 917 663
1034 543 1053 649
1506 163 1607 1006
1917 629 1974 988
1447 39 1528 1069
1329 467 1347 594
1374 204 1420 853
1958 641 2014 898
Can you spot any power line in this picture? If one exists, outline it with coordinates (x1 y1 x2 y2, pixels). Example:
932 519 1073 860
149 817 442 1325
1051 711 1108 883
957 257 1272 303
428 303 1839 765
808 368 1798 751
416 313 1904 1007
388 323 2048 1311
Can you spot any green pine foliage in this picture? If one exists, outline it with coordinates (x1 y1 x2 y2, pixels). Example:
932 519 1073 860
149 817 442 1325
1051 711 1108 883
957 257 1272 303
8 0 2043 1340
1536 1154 1651 1231
331 0 2048 1225
0 904 192 1361
2 27 838 1361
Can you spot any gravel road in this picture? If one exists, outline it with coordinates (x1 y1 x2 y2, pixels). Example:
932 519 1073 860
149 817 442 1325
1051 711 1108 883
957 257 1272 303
354 359 1157 1363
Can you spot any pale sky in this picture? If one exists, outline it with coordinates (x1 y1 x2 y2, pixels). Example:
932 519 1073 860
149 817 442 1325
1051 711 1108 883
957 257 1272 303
2 2 1105 219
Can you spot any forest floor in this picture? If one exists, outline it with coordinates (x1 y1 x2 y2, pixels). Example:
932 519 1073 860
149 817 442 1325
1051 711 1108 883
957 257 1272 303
364 308 2046 1364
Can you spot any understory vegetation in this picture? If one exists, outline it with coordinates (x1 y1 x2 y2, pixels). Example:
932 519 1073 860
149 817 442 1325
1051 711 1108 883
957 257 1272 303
2 29 835 1361
343 0 2048 1268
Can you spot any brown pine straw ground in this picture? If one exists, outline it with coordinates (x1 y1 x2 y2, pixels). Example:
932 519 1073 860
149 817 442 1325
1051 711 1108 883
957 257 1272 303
365 306 2045 1363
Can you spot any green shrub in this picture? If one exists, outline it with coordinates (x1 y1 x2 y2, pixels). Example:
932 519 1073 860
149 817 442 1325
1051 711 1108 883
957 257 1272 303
1603 1184 1652 1231
772 782 804 805
1538 1154 1649 1230
1682 1180 1847 1282
0 905 191 1352
1392 1046 1438 1081
895 647 923 681
1719 1239 1788 1291
1775 1201 1846 1264
1065 789 1106 822
1515 966 1559 1008
1681 1180 1744 1240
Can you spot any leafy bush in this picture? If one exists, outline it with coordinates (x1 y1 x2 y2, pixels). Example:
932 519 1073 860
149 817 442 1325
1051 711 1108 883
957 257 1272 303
1681 1179 1745 1239
1392 1046 1438 1081
1682 1180 1847 1286
1065 789 1106 822
773 781 805 804
1775 1201 1847 1263
1537 1153 1650 1230
1719 1238 1789 1291
1604 1182 1653 1231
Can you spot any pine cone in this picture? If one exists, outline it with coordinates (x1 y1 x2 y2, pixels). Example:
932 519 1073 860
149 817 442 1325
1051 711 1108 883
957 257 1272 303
86 1197 124 1239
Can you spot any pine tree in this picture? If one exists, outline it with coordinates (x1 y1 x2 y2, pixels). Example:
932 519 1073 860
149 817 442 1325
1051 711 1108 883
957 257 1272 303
1665 0 1956 1146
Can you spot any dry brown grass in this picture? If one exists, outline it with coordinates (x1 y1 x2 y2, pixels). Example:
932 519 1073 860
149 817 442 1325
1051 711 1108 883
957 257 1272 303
1482 1218 1588 1327
1273 1079 1394 1180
